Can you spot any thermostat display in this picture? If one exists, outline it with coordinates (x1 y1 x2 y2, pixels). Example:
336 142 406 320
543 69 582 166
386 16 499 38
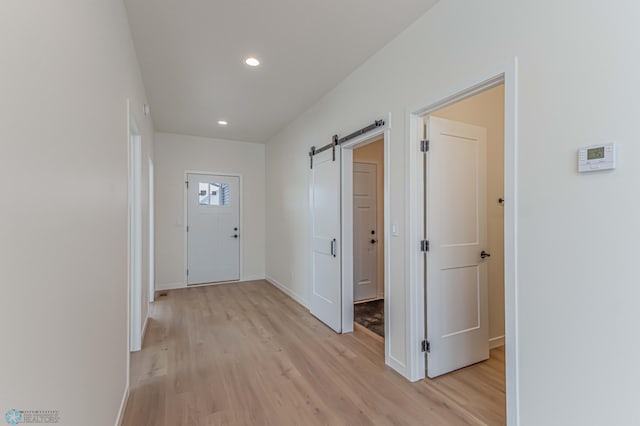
578 143 616 172
587 147 605 160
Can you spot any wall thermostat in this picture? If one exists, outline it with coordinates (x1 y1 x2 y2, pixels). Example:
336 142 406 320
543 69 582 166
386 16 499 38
578 143 616 172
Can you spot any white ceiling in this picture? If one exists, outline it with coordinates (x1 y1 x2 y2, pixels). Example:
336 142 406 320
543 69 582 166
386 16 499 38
125 0 440 143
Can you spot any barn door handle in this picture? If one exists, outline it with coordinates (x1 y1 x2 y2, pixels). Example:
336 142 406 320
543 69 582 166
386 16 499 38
330 238 337 257
480 250 491 259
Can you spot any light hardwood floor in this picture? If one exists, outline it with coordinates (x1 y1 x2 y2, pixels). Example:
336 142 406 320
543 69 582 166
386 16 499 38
123 280 505 426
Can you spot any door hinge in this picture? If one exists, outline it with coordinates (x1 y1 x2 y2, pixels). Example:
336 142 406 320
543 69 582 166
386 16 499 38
186 269 189 276
422 340 430 353
420 139 429 152
186 225 189 232
185 180 189 188
420 240 429 252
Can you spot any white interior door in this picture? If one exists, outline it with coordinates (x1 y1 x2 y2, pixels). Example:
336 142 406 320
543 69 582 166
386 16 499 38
310 148 342 332
187 173 240 285
353 162 378 301
426 116 489 378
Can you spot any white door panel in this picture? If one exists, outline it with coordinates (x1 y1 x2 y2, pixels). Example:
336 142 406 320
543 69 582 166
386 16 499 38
426 116 489 378
310 148 342 332
187 173 240 285
440 266 480 337
353 162 378 301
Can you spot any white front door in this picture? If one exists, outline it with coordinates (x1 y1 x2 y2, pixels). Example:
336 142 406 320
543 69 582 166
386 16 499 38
310 148 342 332
353 162 378 301
187 173 240 285
426 116 489 378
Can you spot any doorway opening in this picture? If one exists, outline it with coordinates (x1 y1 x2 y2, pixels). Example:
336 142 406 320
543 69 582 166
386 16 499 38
306 115 394 367
421 83 507 424
339 123 391 365
352 138 385 341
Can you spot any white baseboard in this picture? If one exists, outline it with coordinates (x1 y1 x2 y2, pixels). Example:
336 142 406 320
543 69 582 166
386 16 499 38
354 296 384 304
156 276 265 292
155 282 185 291
265 275 308 308
115 385 129 426
489 335 505 349
388 354 410 380
242 275 266 282
141 312 149 343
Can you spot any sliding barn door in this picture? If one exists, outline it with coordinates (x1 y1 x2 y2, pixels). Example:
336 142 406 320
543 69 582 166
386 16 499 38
310 148 342 332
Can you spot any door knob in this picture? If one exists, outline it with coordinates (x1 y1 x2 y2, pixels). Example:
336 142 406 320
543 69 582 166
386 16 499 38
232 234 238 239
371 239 378 244
480 250 491 259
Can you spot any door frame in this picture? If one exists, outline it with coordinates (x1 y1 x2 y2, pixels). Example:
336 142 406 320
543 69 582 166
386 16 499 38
148 158 155 303
127 99 143 353
340 113 393 366
183 171 243 286
406 58 519 424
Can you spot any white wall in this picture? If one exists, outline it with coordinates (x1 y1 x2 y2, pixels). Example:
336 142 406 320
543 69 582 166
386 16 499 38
155 132 265 289
432 84 505 343
0 1 154 425
265 1 640 424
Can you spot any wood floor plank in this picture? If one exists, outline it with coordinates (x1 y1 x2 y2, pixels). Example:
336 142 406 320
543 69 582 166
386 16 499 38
123 280 505 426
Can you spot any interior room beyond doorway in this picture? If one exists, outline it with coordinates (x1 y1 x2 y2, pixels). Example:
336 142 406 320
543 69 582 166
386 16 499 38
429 83 506 351
352 138 385 339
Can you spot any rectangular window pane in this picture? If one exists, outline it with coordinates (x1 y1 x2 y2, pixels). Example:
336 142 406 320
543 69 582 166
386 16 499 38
198 182 210 205
199 182 230 206
220 183 230 205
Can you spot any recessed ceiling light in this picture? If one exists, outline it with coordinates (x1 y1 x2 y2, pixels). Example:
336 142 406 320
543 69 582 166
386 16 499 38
217 120 228 126
245 57 260 67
